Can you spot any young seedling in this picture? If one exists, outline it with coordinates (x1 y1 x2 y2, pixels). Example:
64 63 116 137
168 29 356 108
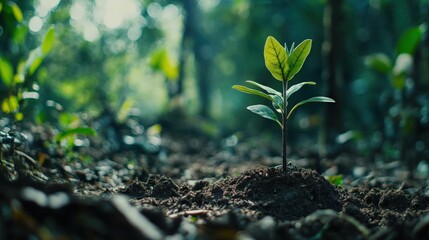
233 36 335 172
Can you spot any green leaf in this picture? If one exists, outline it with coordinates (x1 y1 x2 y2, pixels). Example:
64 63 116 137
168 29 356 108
24 48 44 76
8 2 23 22
264 36 289 81
232 85 272 101
14 60 25 83
271 94 284 113
149 49 178 80
42 27 56 54
396 26 423 55
287 39 312 81
247 104 282 128
286 82 316 99
14 73 25 84
15 112 24 121
19 27 55 77
147 124 162 136
287 96 335 119
58 112 79 128
2 96 19 113
117 98 134 123
365 53 392 74
245 80 282 97
28 56 44 75
12 24 28 44
0 57 13 87
327 175 343 186
393 53 413 76
391 54 412 90
285 42 295 55
56 127 97 141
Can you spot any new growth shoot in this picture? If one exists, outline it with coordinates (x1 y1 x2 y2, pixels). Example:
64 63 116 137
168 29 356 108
233 36 335 172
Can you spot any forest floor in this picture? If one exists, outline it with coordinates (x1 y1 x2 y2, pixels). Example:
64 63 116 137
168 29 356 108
1 124 429 240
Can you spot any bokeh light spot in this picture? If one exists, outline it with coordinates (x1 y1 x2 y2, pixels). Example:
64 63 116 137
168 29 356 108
29 16 43 32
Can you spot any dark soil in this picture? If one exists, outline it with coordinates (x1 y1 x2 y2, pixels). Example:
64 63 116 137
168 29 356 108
1 130 429 239
130 166 342 222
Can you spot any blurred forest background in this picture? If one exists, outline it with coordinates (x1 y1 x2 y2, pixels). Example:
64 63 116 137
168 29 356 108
1 0 429 167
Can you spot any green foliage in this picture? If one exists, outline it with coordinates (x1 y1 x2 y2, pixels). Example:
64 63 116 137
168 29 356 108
286 39 312 81
233 36 335 127
287 96 334 119
364 54 392 74
327 175 343 186
187 216 199 223
232 84 272 101
264 36 289 81
7 2 23 22
233 36 335 171
117 98 135 123
25 26 56 76
41 27 56 54
363 25 427 167
365 25 425 91
0 57 13 87
396 26 424 55
287 82 316 99
0 25 56 120
51 112 97 162
1 96 19 114
247 104 282 128
55 127 97 142
149 49 178 80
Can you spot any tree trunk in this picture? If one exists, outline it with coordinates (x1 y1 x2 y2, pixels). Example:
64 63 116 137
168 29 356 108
320 0 343 156
178 0 211 119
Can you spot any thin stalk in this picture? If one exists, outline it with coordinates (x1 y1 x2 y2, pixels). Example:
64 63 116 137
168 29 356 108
282 78 289 172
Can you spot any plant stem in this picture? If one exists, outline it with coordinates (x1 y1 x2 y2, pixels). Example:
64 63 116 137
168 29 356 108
282 78 288 172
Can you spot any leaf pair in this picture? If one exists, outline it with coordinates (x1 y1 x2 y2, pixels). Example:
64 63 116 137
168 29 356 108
264 36 312 81
233 80 334 126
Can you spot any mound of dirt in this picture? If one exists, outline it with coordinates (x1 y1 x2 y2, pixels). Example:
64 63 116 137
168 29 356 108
197 166 342 220
131 165 342 221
